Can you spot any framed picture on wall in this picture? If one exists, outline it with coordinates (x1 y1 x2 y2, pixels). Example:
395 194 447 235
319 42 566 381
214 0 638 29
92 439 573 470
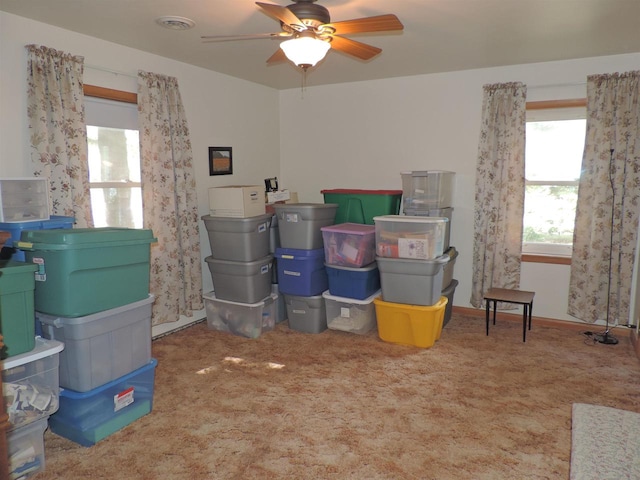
209 147 233 176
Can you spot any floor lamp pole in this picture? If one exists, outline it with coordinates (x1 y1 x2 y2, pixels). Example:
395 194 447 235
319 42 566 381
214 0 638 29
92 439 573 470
595 148 619 345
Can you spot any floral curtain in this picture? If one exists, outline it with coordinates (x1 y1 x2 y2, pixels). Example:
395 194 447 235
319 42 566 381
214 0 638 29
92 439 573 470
138 71 203 326
568 71 640 324
470 82 527 308
26 44 93 227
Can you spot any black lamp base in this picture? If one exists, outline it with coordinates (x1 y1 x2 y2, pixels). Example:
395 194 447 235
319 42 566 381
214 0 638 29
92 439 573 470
594 331 619 345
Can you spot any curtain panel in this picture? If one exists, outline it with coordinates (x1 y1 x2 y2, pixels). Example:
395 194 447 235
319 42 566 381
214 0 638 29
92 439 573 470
138 71 203 326
568 71 640 324
470 82 527 308
26 44 93 227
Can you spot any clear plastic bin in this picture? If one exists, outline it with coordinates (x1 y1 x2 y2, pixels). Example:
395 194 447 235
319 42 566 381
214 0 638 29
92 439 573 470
7 416 49 478
323 290 380 335
0 178 50 223
321 223 376 267
401 171 454 211
2 337 64 430
203 291 277 338
374 215 448 260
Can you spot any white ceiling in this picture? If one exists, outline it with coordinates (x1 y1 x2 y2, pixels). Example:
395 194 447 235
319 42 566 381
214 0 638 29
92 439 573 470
1 0 639 90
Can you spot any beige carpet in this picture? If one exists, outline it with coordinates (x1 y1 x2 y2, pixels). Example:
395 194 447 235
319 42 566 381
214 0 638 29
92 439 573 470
33 312 640 479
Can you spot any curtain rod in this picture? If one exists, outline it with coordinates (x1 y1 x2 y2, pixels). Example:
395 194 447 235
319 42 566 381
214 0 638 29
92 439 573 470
528 81 587 89
85 63 137 79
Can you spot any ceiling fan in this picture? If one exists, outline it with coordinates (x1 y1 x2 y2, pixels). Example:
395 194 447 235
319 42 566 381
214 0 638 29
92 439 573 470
201 0 404 70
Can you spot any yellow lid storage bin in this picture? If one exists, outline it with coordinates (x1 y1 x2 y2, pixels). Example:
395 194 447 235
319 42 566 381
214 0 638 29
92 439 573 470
373 296 448 348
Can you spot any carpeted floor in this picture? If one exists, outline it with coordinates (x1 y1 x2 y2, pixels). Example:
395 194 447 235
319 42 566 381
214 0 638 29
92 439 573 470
33 312 640 479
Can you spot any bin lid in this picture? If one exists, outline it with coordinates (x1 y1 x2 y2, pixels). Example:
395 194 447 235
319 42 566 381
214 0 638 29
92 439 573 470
373 215 449 224
16 227 156 250
0 259 38 273
322 289 381 305
321 189 403 195
275 247 325 260
320 223 375 235
2 337 64 370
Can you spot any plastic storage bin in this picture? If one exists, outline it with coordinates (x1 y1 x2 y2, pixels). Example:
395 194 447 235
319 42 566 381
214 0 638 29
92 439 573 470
37 295 154 392
442 279 458 327
320 189 403 225
284 293 327 334
2 337 64 430
325 262 380 300
0 178 50 223
48 358 157 447
203 291 277 338
272 283 287 323
274 203 338 250
16 227 156 317
321 223 376 267
205 254 273 304
201 213 272 262
376 254 450 306
401 170 455 211
323 290 380 335
0 215 74 261
403 207 453 251
274 248 328 296
374 215 448 260
0 260 38 358
374 296 448 348
7 416 48 479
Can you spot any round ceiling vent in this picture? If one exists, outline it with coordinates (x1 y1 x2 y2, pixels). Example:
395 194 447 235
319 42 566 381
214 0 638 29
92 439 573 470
155 16 196 30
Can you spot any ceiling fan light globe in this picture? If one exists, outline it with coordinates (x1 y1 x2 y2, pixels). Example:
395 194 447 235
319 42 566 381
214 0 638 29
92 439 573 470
280 37 330 67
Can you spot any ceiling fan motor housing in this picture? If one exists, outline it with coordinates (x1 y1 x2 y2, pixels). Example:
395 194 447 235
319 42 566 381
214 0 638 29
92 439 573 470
287 0 330 27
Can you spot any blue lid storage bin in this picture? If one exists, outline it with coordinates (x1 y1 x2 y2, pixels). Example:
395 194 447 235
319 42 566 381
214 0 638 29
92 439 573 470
274 247 328 296
325 262 381 300
48 358 157 447
0 215 74 261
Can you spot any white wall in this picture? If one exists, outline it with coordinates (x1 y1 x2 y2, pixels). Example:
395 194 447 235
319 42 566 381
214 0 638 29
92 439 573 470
278 52 640 325
0 12 281 336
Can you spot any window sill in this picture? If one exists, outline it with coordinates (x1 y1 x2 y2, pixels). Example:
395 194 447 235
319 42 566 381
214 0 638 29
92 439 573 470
522 254 571 265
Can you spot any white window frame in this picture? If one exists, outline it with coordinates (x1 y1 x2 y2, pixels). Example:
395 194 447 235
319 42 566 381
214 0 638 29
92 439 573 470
84 89 142 228
523 101 586 258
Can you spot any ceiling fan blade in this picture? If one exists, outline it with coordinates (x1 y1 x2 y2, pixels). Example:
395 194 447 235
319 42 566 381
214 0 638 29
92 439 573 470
326 14 404 35
329 35 382 61
256 2 305 30
266 47 288 65
201 32 291 42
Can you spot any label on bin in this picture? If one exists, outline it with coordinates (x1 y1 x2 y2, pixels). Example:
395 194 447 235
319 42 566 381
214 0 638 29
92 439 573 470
285 213 299 223
114 387 135 412
32 257 46 281
258 223 267 233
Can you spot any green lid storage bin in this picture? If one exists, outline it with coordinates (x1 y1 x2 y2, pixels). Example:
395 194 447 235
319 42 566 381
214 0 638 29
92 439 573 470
15 228 156 317
0 260 38 359
321 189 403 225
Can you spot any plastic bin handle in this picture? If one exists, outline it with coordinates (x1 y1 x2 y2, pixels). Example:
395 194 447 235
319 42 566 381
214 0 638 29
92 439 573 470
36 314 63 329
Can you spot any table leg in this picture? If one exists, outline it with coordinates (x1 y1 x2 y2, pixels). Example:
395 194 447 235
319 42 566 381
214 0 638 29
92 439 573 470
522 305 527 342
492 300 497 325
485 299 490 335
528 301 533 330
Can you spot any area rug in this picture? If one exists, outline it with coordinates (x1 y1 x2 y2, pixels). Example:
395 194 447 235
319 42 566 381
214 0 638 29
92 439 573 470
571 403 640 479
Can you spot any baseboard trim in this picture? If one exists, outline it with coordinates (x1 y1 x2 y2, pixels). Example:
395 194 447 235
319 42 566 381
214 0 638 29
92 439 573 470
452 305 625 334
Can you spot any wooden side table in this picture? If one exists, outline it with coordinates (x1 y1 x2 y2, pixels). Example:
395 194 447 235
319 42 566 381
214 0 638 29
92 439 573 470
484 288 535 342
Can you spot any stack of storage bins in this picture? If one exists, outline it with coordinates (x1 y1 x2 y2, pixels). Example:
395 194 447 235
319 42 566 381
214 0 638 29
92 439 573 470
400 170 459 327
320 223 381 335
0 253 64 478
373 215 450 348
202 213 280 338
15 227 158 447
273 203 338 334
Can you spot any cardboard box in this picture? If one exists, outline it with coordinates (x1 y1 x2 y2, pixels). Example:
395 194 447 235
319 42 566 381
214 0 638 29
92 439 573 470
266 190 291 203
209 185 265 218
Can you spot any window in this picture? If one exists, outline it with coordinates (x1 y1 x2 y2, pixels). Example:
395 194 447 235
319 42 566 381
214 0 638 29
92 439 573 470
85 95 142 228
523 101 586 257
